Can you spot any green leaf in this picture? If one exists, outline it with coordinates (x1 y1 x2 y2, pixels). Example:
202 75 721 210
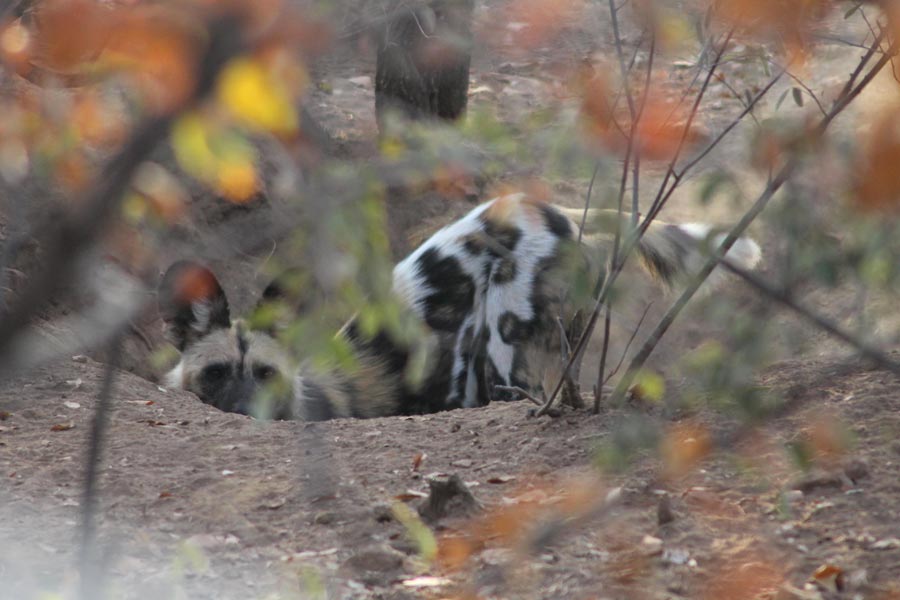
392 503 437 562
698 171 734 206
775 88 790 111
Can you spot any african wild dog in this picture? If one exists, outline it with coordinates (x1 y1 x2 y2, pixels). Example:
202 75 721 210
160 192 762 420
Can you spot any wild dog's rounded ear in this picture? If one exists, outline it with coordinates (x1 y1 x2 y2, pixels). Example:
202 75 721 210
158 261 231 351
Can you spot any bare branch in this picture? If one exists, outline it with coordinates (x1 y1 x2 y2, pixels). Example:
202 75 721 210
719 258 900 377
495 385 544 406
609 38 900 405
0 15 245 374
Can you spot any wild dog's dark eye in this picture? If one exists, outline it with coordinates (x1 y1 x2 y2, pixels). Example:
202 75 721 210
201 363 231 382
254 365 277 382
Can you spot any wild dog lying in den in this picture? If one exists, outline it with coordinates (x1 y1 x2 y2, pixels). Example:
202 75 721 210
160 193 762 421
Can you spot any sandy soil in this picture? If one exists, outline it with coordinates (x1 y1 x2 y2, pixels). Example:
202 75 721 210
2 2 900 599
2 352 899 599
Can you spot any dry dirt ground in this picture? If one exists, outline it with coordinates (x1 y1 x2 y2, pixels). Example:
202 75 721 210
2 346 900 599
2 2 900 599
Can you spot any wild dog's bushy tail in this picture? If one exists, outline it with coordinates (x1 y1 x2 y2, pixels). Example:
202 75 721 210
556 207 762 289
636 221 761 289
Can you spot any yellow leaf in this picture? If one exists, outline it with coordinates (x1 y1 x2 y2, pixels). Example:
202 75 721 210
216 157 258 202
630 369 665 403
171 112 216 178
171 112 260 203
217 57 298 135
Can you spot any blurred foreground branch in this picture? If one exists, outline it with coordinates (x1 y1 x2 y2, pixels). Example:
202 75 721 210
77 333 122 600
0 14 246 375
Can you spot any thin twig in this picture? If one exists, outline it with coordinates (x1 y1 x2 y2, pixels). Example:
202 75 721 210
778 64 827 116
78 333 123 600
712 72 762 126
495 385 544 406
719 258 900 376
608 0 636 119
643 28 735 228
535 33 735 417
670 67 785 183
609 39 900 404
536 34 893 417
604 300 653 386
597 25 657 409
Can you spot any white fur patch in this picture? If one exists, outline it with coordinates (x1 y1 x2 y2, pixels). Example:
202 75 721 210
164 361 185 389
191 301 212 333
678 223 762 271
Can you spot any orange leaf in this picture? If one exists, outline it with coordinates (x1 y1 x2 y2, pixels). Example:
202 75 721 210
437 535 476 571
32 0 112 74
856 108 900 212
661 422 712 478
102 6 201 113
215 159 258 203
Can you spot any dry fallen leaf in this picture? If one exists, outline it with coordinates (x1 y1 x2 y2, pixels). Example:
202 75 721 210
401 576 452 588
641 535 664 556
412 452 426 472
811 564 844 593
51 423 74 431
487 475 516 484
395 490 429 502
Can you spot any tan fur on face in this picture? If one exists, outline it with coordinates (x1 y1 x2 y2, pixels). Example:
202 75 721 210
174 321 295 397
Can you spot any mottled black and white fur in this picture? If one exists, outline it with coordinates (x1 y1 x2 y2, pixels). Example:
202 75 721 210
161 192 761 420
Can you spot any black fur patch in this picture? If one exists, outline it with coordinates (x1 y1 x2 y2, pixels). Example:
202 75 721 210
344 323 410 380
484 357 515 402
236 324 249 374
450 323 477 403
416 248 476 331
492 258 518 284
498 311 532 344
540 204 573 239
483 219 522 256
462 234 484 256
